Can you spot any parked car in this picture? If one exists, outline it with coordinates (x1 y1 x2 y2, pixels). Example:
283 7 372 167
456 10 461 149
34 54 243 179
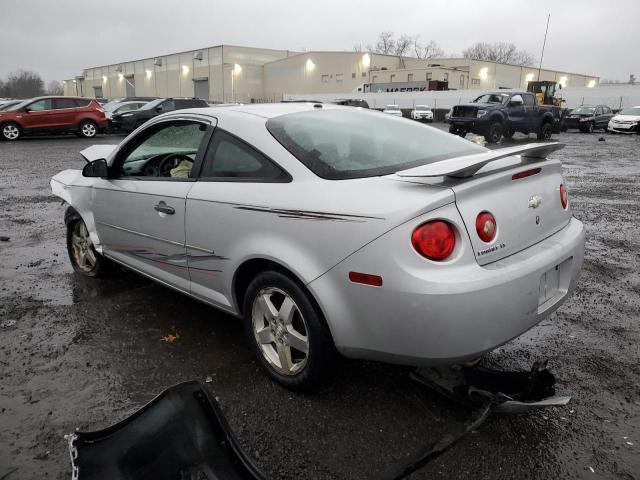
448 92 562 143
332 99 369 108
112 97 208 132
0 96 107 141
51 103 584 390
607 106 640 134
0 100 22 111
95 98 110 106
382 104 402 116
562 105 613 132
411 105 433 122
104 100 151 131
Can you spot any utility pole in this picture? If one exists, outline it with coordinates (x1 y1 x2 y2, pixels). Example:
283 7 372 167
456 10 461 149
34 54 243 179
537 13 550 81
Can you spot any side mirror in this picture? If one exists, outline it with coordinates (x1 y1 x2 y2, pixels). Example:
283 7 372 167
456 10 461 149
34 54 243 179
155 106 163 112
82 159 109 178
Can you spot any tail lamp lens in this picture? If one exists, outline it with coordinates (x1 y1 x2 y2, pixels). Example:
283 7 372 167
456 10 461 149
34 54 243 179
560 184 568 209
411 221 456 261
475 211 497 243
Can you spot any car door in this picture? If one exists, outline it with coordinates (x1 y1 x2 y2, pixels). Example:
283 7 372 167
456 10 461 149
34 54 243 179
18 99 56 131
52 98 82 130
185 129 291 310
594 106 604 128
522 94 537 131
91 118 213 293
506 94 526 132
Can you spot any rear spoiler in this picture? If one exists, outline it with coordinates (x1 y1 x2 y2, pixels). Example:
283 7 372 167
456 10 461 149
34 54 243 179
396 142 564 179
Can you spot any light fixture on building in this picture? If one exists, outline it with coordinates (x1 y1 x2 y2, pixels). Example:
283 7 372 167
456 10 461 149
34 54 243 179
305 59 315 72
559 76 568 87
479 67 489 80
145 70 152 79
362 53 371 69
102 75 107 83
525 73 534 82
115 65 123 73
233 64 242 75
154 58 163 67
73 79 77 83
588 79 596 88
193 51 204 61
118 73 124 81
182 65 190 75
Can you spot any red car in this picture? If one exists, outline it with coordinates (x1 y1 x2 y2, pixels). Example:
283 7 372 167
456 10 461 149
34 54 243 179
0 96 107 141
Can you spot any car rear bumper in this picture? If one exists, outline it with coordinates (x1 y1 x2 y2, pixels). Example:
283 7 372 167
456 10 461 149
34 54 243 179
309 216 585 366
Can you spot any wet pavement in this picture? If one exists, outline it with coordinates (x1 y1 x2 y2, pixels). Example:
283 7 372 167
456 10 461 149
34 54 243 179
0 128 639 480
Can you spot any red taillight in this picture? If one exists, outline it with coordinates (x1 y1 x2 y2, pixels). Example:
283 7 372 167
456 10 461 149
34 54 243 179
512 167 542 180
475 211 497 243
560 184 568 209
348 271 383 287
411 220 456 261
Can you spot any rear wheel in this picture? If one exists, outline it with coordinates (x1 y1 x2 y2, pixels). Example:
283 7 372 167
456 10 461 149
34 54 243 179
2 122 21 141
66 217 109 277
484 121 503 143
78 120 98 138
537 122 553 140
242 270 337 390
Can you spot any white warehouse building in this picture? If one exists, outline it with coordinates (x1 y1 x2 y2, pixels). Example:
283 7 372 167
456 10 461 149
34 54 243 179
63 44 599 102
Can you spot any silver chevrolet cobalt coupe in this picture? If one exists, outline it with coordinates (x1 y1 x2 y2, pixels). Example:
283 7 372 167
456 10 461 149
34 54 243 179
51 103 585 390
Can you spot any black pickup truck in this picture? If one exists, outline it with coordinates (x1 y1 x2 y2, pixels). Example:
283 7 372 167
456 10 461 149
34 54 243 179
448 92 562 143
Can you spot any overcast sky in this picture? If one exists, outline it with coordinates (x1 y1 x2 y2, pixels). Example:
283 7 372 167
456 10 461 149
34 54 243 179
1 0 637 84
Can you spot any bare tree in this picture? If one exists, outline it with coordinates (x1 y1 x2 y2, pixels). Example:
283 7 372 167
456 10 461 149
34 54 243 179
462 42 535 66
47 80 64 96
394 34 412 57
375 31 396 55
0 79 5 98
2 70 45 98
412 36 445 59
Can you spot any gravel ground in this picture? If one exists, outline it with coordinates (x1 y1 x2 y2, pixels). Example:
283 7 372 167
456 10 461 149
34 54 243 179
0 127 638 480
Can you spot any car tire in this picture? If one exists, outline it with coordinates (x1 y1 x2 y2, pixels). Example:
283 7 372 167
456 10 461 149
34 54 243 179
1 122 22 141
585 122 594 133
503 128 514 139
448 125 458 134
484 121 503 143
242 270 337 391
537 122 553 140
78 120 98 138
66 215 109 278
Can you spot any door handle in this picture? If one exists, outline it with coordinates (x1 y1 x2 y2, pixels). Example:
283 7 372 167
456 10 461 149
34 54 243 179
154 201 175 215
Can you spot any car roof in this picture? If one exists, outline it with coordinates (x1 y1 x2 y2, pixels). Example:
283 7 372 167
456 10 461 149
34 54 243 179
190 102 350 119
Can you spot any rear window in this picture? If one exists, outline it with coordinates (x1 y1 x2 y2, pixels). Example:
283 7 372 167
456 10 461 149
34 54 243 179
75 99 91 107
266 109 484 179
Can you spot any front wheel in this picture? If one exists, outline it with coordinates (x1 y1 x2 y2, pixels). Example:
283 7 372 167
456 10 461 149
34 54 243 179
78 120 98 138
2 122 21 141
585 121 595 133
537 122 553 140
484 121 503 143
243 271 337 390
66 217 109 277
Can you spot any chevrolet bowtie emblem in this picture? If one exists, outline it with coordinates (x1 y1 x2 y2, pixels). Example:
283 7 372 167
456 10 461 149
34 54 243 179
528 195 543 209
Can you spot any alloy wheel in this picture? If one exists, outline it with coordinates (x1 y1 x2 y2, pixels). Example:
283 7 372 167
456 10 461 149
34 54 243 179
70 221 97 272
251 287 309 376
81 122 97 137
2 124 20 140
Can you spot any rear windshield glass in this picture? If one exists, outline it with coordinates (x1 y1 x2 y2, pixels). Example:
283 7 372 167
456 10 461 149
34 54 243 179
572 106 595 114
266 109 484 179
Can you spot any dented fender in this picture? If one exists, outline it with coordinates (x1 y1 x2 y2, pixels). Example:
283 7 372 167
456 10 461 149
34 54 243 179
50 170 103 253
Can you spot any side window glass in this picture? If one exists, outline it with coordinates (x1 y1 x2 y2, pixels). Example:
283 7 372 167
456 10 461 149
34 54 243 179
201 130 287 181
510 94 524 106
159 100 175 112
75 99 91 108
27 99 52 111
54 98 77 109
523 95 535 107
595 107 603 115
118 122 207 179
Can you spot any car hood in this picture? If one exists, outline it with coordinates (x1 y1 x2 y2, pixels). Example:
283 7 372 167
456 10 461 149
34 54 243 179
612 114 640 121
457 102 502 109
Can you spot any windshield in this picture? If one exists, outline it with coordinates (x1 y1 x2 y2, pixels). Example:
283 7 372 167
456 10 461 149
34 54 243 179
473 93 510 105
415 106 430 111
0 101 20 111
266 109 485 180
620 107 640 116
141 99 164 110
572 106 595 115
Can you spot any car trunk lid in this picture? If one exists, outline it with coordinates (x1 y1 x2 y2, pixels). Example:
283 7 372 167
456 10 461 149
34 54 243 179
395 143 571 265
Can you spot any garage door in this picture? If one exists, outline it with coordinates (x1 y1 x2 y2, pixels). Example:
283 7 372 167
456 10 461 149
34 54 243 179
194 79 209 102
